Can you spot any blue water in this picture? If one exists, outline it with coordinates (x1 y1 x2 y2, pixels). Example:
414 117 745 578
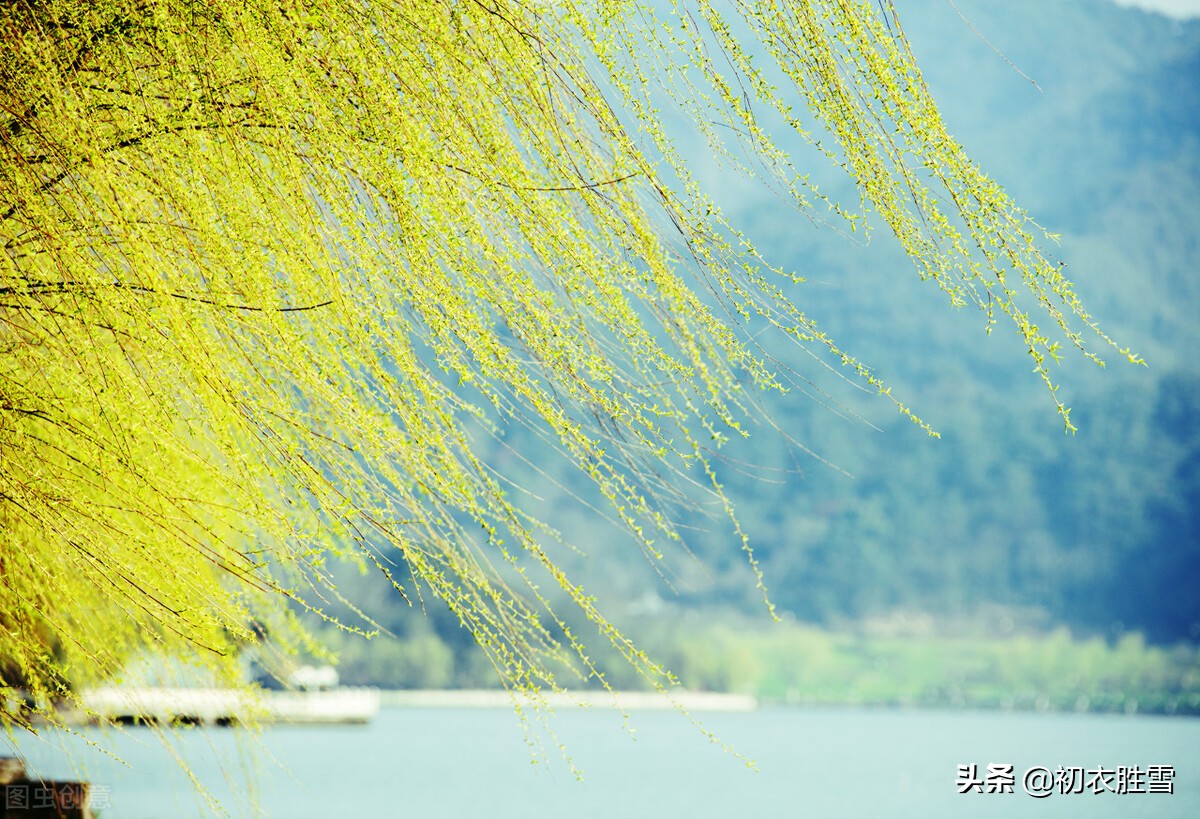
8 706 1198 818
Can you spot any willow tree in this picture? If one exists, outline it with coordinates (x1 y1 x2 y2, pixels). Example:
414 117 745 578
0 0 1137 722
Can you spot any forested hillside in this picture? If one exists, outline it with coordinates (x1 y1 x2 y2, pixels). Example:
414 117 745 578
313 0 1200 687
717 0 1200 643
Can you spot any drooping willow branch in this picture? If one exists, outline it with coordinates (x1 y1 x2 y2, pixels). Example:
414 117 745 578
0 0 1137 725
0 278 332 312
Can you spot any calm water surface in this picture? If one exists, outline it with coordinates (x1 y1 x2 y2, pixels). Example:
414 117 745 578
9 706 1198 818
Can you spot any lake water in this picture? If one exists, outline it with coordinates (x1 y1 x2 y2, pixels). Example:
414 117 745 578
8 706 1198 818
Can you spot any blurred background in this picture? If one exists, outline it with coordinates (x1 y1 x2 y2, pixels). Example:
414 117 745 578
297 0 1200 716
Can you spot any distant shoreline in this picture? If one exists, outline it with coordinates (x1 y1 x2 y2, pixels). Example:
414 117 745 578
379 689 758 711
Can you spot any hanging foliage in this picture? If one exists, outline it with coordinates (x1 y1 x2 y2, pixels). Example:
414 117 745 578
0 0 1137 722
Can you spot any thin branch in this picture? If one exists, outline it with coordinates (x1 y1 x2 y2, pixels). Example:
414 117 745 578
946 0 1042 92
0 279 333 312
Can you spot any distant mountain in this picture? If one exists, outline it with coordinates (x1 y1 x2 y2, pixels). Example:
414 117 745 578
699 0 1200 642
329 0 1200 646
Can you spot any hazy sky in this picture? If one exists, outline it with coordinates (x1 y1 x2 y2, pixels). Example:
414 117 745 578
1113 0 1200 17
